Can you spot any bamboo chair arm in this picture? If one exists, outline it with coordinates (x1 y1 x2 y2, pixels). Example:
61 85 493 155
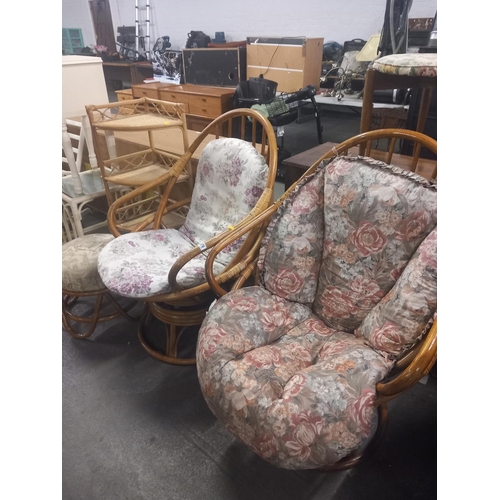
374 319 437 406
106 153 193 236
231 259 259 291
204 201 281 296
167 191 273 291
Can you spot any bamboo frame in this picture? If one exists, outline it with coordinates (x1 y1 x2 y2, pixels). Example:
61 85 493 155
62 289 141 339
101 108 278 363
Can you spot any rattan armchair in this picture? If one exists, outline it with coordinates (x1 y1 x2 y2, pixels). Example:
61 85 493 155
96 108 278 364
197 128 437 470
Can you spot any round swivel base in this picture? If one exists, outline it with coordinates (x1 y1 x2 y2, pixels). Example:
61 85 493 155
62 289 140 340
138 300 212 365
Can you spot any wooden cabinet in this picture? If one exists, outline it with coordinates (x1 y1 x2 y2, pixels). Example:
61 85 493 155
131 81 177 99
158 84 235 131
115 89 133 101
246 37 324 92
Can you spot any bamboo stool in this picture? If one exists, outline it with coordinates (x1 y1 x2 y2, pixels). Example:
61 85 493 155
62 234 138 339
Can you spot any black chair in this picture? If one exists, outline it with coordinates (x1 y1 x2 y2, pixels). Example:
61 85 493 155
233 77 323 162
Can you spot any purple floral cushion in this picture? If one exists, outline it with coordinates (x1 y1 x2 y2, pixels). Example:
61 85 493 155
354 227 437 360
197 286 392 469
179 138 269 267
98 228 225 298
312 156 437 332
98 137 269 299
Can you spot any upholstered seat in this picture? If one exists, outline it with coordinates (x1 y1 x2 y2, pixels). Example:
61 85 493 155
62 233 114 293
197 150 437 470
98 137 269 299
372 53 437 77
62 233 138 339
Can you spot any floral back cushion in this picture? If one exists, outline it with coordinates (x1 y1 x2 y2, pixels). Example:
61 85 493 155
312 156 437 332
258 164 326 305
179 138 269 267
354 227 437 360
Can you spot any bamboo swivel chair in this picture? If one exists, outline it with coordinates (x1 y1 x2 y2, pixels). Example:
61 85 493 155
96 108 278 364
197 128 437 470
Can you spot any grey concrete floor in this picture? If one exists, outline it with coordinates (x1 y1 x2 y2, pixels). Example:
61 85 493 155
62 297 436 500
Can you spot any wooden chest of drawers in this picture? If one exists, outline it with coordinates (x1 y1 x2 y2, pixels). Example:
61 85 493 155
158 84 235 130
115 89 133 101
131 81 177 99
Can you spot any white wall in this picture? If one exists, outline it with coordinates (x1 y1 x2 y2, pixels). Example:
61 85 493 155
62 0 436 53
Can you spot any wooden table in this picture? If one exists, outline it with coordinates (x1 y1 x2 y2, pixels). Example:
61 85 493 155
281 140 436 190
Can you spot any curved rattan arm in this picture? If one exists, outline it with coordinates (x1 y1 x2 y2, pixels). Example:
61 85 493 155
309 128 437 179
166 190 273 292
106 152 192 236
374 318 437 407
204 199 281 296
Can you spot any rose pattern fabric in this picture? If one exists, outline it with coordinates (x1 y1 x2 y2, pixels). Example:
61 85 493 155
312 156 437 331
197 286 392 469
97 138 269 299
355 227 437 360
373 53 437 77
258 165 325 305
179 138 269 267
196 154 437 469
63 233 114 292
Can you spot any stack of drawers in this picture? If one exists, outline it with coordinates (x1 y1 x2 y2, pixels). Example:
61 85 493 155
125 83 235 131
158 84 235 131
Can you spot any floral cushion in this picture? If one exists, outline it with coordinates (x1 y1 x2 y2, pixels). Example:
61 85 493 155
260 155 437 333
97 229 226 298
258 167 325 305
373 53 437 77
179 138 269 267
62 233 114 292
312 156 437 331
197 286 392 469
354 227 437 360
97 137 269 299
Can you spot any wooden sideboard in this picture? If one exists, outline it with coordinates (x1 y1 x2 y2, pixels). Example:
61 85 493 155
131 81 178 99
158 84 235 131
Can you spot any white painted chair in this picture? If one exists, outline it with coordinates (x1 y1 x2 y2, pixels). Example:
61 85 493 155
62 116 109 241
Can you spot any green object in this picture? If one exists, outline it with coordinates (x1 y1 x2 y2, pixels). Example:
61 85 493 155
250 98 289 121
62 28 84 54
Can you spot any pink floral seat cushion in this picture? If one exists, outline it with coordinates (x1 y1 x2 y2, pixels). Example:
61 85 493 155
372 53 437 77
197 286 392 469
98 138 269 299
260 156 437 332
355 227 437 360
